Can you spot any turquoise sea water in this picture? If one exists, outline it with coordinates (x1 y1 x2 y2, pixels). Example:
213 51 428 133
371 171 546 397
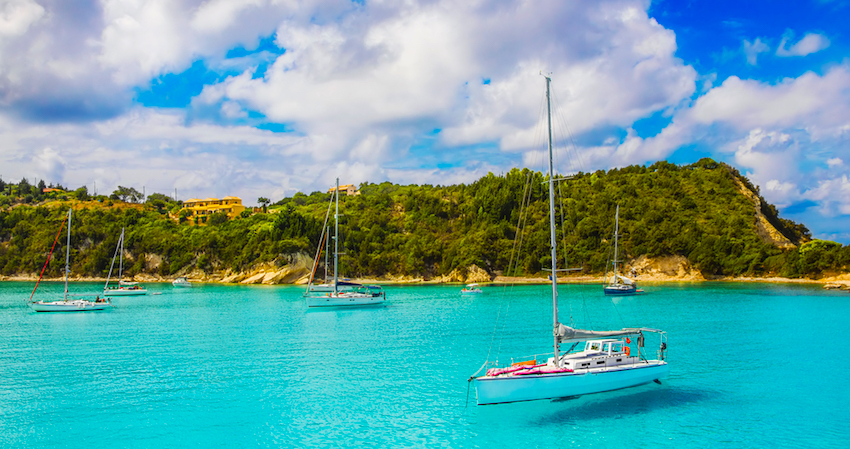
1 281 849 448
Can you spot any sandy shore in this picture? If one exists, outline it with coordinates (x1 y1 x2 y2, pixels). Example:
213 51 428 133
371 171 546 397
4 273 849 288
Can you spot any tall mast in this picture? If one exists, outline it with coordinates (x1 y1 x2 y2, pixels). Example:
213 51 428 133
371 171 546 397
545 75 560 363
118 228 125 284
324 224 330 283
64 208 71 301
333 178 339 295
613 205 620 278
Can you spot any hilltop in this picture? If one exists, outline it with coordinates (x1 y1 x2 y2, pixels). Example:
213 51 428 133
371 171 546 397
0 159 848 285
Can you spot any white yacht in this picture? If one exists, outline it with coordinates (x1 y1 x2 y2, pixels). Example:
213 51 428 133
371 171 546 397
304 178 385 307
103 227 147 296
470 76 668 405
29 209 112 312
172 277 192 288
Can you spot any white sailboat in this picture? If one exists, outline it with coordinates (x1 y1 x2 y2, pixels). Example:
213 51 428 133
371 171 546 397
29 208 112 312
304 178 385 307
470 75 668 405
604 205 639 295
103 227 147 296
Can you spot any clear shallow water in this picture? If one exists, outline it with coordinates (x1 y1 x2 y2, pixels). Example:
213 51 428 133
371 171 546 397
1 281 848 448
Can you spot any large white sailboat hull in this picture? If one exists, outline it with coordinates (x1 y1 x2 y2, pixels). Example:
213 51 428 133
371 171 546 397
30 300 110 312
306 294 385 307
474 361 669 405
103 288 147 296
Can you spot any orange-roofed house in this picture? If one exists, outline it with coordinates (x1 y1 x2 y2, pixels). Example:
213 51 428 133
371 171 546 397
181 196 246 218
327 184 360 196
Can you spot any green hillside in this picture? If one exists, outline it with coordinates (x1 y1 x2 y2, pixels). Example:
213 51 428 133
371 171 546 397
1 159 848 280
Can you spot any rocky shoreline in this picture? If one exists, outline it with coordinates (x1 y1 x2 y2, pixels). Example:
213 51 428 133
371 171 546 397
2 254 848 289
3 271 849 290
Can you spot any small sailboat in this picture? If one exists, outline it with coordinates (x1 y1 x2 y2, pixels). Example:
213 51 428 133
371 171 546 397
603 205 639 296
172 277 192 288
29 208 112 312
470 75 667 405
103 227 147 296
461 283 483 294
304 178 385 307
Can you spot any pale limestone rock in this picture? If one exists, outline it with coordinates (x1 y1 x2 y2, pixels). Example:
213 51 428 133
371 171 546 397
294 275 311 285
241 272 266 284
145 253 163 271
465 264 491 283
628 255 705 281
220 273 246 283
730 176 796 249
432 264 491 283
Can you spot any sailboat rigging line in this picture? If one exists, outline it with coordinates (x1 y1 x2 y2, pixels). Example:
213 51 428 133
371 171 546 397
549 87 587 174
556 180 574 324
508 171 534 278
306 191 334 288
28 212 68 303
603 238 613 286
308 230 329 287
487 92 545 365
491 170 534 366
607 208 625 329
104 228 123 291
487 79 564 365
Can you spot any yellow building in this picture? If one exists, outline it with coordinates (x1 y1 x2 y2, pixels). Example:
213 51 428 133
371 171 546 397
181 196 246 218
327 184 360 196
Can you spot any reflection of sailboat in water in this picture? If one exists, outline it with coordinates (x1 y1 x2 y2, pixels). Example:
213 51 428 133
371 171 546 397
103 228 147 296
604 205 639 296
304 178 385 307
469 75 668 405
29 208 111 312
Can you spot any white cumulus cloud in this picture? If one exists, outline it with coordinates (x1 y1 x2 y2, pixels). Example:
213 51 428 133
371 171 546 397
743 38 770 65
0 0 43 36
777 32 830 57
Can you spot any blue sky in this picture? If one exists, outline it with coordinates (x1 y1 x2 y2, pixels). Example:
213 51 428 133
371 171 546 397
0 0 848 243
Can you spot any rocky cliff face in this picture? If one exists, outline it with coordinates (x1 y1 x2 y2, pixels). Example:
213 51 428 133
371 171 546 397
626 255 705 281
730 176 796 249
218 253 313 285
429 264 492 283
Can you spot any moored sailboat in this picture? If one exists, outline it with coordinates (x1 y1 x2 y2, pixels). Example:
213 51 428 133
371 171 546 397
29 208 112 312
470 75 668 405
604 205 639 295
103 227 147 296
304 178 385 307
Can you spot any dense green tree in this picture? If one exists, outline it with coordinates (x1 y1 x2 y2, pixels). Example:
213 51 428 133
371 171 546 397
74 186 89 201
111 186 144 203
208 212 229 226
258 197 270 213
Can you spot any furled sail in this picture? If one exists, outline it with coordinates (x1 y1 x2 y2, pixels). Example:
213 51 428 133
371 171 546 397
555 324 659 343
615 274 635 285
